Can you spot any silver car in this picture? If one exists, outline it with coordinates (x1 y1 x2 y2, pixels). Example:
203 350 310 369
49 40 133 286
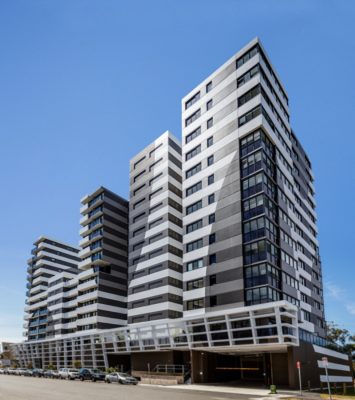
105 372 138 385
58 368 79 380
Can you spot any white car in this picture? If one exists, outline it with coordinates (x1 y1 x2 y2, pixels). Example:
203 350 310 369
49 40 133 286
58 368 79 380
105 372 138 385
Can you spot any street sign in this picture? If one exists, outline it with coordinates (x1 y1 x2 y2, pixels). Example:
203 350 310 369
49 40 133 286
322 357 328 367
296 361 301 369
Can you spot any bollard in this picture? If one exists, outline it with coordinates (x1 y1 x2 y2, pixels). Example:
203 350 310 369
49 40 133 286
270 385 277 394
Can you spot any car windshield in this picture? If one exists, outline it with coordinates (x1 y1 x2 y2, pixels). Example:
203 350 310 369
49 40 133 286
118 373 131 378
69 369 78 372
91 369 102 373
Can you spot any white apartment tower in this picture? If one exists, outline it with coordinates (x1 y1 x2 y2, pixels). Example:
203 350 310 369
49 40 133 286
127 131 183 323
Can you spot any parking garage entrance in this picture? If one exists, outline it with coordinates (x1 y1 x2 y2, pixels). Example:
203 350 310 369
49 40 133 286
190 350 289 386
107 349 289 386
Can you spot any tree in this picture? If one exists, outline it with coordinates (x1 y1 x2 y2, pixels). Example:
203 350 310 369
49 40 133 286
326 321 355 357
73 360 82 369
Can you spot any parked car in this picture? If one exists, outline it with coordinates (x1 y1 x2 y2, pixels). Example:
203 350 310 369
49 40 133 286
79 368 106 382
59 368 79 380
32 369 44 377
23 369 34 377
105 372 138 385
15 368 27 376
43 370 59 378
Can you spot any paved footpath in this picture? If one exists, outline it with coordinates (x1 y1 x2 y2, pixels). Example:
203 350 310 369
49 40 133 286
0 375 322 400
0 375 263 400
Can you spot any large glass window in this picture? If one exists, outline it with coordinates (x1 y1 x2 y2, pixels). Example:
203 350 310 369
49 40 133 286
186 181 202 197
186 258 204 271
245 286 280 305
186 163 201 179
186 279 204 291
185 109 201 127
186 219 203 234
244 239 278 265
186 200 202 215
186 239 203 252
245 263 280 288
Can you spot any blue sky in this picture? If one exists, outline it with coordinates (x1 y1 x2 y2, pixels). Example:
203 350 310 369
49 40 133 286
0 0 354 342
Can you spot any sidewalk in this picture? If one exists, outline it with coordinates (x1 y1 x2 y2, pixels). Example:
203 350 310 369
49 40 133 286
140 383 322 399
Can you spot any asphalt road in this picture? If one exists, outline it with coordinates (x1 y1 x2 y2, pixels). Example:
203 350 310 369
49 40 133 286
0 375 258 400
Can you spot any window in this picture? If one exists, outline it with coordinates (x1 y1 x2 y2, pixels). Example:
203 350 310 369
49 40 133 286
209 233 216 244
186 145 201 161
187 298 204 310
187 279 204 291
208 174 214 185
149 187 163 199
185 127 201 144
207 136 213 147
133 212 145 223
133 226 145 237
236 45 259 69
149 202 163 214
186 219 203 234
134 156 146 169
209 254 216 264
210 295 217 307
302 309 311 322
209 213 215 224
238 85 261 107
133 197 145 209
149 217 163 229
185 109 201 127
237 64 260 88
207 118 213 129
206 99 213 110
149 143 163 157
149 248 163 259
133 241 144 251
134 184 145 196
186 163 201 179
245 286 280 305
186 181 202 197
208 193 215 204
207 155 214 166
186 258 203 271
209 274 216 286
206 81 212 93
238 105 262 127
149 233 163 244
245 263 280 289
186 200 202 215
186 239 203 252
133 169 146 183
149 158 163 172
185 92 200 110
149 172 163 185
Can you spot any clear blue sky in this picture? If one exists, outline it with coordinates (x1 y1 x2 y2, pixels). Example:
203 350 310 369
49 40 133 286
0 0 354 342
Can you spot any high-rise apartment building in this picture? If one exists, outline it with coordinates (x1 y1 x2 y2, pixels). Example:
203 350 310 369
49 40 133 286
15 38 352 388
79 187 129 330
128 131 183 323
24 237 80 341
181 38 325 337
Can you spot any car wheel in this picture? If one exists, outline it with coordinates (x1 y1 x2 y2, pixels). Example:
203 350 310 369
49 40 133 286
92 378 96 382
119 380 123 384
